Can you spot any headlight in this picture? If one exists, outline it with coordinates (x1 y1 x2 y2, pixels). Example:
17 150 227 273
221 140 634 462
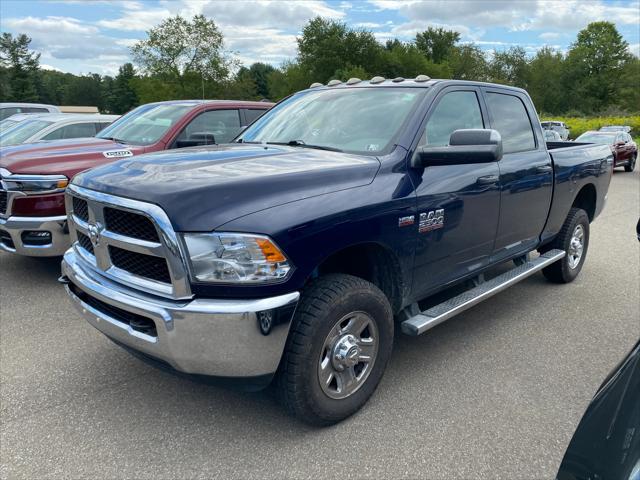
182 233 292 284
0 170 68 194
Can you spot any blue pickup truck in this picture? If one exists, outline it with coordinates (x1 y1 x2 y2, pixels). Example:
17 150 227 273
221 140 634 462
60 78 613 425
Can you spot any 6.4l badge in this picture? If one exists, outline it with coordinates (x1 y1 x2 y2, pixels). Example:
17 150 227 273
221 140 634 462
419 209 444 233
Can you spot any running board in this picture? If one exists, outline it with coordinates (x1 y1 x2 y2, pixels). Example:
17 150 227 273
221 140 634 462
401 249 566 336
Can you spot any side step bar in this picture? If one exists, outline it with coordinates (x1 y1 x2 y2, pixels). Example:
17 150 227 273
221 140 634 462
401 249 566 336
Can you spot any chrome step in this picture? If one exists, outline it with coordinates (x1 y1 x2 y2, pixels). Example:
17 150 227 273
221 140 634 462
401 249 566 336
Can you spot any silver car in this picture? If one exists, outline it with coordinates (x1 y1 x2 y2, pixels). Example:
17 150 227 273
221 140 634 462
0 102 60 120
0 113 119 147
541 121 570 140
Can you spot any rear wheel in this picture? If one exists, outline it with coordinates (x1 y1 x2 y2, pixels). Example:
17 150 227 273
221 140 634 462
276 274 394 426
624 153 636 172
541 208 590 283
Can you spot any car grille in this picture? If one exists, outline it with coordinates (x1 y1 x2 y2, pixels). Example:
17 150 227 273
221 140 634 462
77 231 94 255
109 246 171 283
104 207 159 242
0 190 7 215
72 197 89 222
66 186 191 299
0 229 14 249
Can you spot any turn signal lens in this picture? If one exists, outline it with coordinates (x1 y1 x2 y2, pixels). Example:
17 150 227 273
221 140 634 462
256 238 286 262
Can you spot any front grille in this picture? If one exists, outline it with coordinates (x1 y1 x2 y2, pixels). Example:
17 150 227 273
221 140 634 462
69 282 157 337
0 229 14 249
0 190 7 215
72 196 89 222
104 207 159 242
77 231 94 255
109 246 171 283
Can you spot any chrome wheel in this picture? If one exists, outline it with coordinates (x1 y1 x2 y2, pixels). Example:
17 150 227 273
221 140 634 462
318 311 379 400
568 224 585 269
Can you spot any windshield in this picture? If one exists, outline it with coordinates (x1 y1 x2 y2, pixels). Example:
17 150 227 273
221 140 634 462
97 103 193 146
238 87 427 154
0 119 18 133
0 119 53 146
576 133 616 144
600 126 623 132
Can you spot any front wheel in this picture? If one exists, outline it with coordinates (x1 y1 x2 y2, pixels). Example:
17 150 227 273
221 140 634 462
276 274 394 426
624 154 636 172
542 208 590 283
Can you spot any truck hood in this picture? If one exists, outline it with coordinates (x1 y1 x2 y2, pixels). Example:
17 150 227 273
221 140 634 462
0 137 146 176
73 144 381 231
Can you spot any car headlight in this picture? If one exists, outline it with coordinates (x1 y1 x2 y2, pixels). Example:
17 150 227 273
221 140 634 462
182 232 292 284
0 170 68 194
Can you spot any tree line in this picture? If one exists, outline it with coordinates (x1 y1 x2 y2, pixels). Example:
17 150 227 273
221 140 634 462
1 16 638 116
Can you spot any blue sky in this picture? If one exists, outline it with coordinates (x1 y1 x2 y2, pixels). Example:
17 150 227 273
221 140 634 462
1 0 638 76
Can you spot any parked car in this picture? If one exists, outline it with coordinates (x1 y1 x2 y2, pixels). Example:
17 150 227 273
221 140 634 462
0 114 119 147
543 129 562 141
541 120 570 140
0 100 272 256
599 125 632 133
576 130 637 172
557 339 640 480
0 102 60 120
58 77 613 425
0 113 33 134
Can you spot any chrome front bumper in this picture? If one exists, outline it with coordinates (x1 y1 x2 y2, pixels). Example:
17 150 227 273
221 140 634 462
0 215 69 256
61 249 300 378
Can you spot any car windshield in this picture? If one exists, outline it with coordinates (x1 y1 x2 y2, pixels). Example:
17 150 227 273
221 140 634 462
237 87 427 154
0 119 18 133
96 103 193 146
600 126 623 132
576 133 617 144
0 119 53 146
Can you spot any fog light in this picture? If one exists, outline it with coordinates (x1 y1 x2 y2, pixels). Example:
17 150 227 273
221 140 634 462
21 231 52 246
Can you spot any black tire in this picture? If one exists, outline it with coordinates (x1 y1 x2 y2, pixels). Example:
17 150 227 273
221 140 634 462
541 208 590 283
624 154 636 172
276 273 394 426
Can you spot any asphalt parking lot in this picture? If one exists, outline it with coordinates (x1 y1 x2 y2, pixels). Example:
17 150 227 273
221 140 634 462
1 169 638 480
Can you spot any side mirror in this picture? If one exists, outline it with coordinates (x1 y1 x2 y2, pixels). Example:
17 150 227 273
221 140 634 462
412 129 503 168
175 132 216 149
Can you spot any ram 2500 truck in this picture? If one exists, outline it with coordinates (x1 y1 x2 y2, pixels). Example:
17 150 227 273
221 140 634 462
0 100 272 256
59 78 613 425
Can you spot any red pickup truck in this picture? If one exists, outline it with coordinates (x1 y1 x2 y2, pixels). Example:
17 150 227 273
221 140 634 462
0 100 272 256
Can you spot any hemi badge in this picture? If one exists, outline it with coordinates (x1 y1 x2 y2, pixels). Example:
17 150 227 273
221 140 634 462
398 215 415 227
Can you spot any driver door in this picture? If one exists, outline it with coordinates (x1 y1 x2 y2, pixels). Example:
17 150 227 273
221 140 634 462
411 88 501 298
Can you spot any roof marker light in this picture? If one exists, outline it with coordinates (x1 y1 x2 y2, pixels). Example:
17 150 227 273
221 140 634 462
346 77 362 85
327 79 343 86
415 75 431 82
309 82 323 88
392 77 405 83
370 76 385 84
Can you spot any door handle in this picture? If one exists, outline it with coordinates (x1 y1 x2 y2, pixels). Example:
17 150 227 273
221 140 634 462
536 165 553 173
477 175 499 185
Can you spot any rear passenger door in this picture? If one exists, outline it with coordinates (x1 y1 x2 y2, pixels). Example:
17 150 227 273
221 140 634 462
411 87 501 297
482 89 553 261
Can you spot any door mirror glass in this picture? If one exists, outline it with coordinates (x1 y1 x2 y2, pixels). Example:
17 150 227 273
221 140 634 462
413 129 503 167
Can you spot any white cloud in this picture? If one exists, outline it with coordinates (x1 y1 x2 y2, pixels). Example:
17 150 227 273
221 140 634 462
630 43 640 57
539 32 561 41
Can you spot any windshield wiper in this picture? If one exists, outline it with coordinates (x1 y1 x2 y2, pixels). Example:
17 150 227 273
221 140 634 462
100 136 127 144
268 140 343 152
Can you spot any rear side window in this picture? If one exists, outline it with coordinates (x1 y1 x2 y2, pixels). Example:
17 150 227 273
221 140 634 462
58 122 98 139
486 93 536 154
0 107 20 120
422 91 484 147
23 107 49 113
177 109 241 144
244 109 266 125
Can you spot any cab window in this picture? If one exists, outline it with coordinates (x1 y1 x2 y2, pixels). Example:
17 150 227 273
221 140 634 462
175 109 241 145
486 93 536 154
421 91 484 147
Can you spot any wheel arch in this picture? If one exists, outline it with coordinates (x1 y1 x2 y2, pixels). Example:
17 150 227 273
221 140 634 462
571 183 597 222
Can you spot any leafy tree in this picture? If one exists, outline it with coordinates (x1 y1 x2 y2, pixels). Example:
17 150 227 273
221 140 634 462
564 21 634 113
63 74 103 108
110 63 139 113
415 27 460 64
237 63 275 99
449 44 488 80
0 33 40 101
297 17 381 83
379 40 451 79
131 14 234 97
488 46 530 88
528 47 566 114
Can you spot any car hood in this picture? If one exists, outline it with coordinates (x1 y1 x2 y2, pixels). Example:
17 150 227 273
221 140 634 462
0 137 146 176
73 144 381 231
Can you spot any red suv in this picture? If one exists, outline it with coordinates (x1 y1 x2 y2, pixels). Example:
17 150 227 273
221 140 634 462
576 130 637 172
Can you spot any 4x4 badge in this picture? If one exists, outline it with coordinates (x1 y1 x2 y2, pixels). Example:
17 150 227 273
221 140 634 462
419 209 444 233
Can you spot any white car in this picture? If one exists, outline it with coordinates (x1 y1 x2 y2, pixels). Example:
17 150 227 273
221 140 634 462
541 121 570 140
0 102 60 120
0 113 120 147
